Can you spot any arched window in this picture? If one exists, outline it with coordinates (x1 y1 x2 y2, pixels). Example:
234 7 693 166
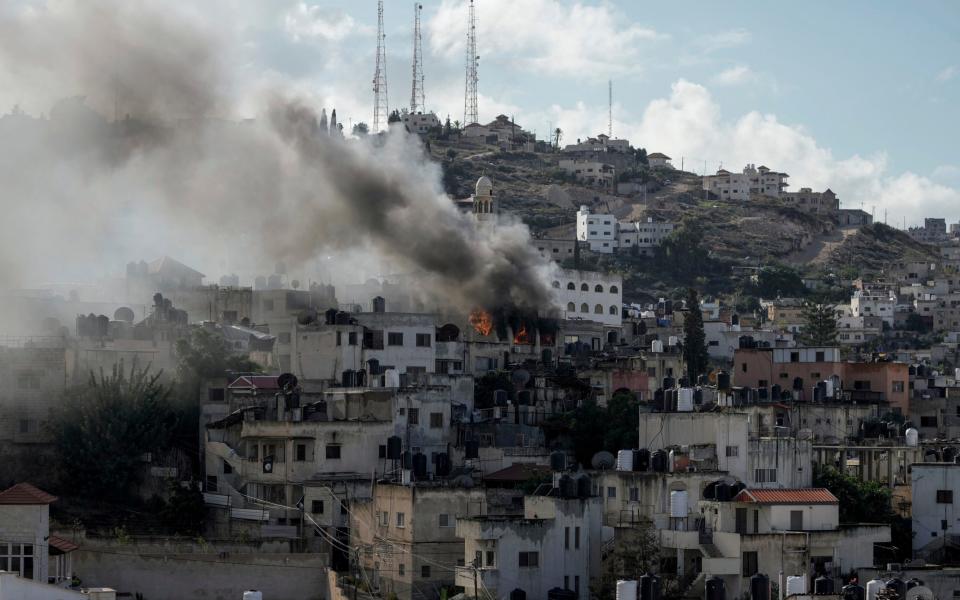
594 304 603 314
552 281 561 289
580 283 589 291
567 282 576 290
610 285 619 294
580 303 589 313
567 302 576 312
610 305 618 315
595 284 604 293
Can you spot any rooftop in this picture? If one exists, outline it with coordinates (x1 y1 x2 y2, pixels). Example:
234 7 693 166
733 488 838 505
0 482 58 505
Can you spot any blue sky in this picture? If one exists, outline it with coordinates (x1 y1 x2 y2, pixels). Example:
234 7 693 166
2 0 958 226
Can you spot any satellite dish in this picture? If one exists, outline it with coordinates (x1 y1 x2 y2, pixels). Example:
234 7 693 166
591 451 615 470
511 369 531 388
114 307 135 322
452 475 475 489
277 373 298 391
262 457 274 474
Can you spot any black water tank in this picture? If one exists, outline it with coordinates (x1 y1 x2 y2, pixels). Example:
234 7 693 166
653 389 665 411
517 390 532 405
372 296 386 313
510 590 527 600
412 452 428 479
717 371 731 390
576 474 591 498
547 588 577 600
435 453 451 477
465 440 480 459
386 436 402 459
906 578 922 590
494 389 509 406
814 576 834 595
639 572 661 600
944 447 958 462
663 376 676 390
703 481 718 500
750 574 769 600
542 349 553 364
793 376 804 391
715 482 731 501
324 308 338 324
678 377 690 388
401 451 413 469
885 578 906 598
635 449 651 471
771 384 782 401
550 451 567 472
341 370 355 387
694 388 703 405
558 474 576 498
841 583 865 600
705 576 725 600
651 450 668 473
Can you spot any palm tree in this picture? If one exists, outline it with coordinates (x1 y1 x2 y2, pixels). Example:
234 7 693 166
553 127 563 149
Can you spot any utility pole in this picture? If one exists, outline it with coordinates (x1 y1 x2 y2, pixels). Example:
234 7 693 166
372 0 389 132
472 558 479 599
463 0 479 126
410 3 425 113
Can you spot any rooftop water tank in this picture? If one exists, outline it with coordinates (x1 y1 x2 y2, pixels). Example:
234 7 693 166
786 576 806 597
669 490 688 518
905 427 919 447
815 576 835 595
865 579 884 600
639 573 661 600
616 580 638 600
750 574 769 600
617 449 634 471
842 583 865 600
243 592 263 600
651 450 668 473
705 576 725 600
635 449 651 472
677 388 694 412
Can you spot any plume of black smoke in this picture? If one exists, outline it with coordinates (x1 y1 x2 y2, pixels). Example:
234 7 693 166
0 1 555 313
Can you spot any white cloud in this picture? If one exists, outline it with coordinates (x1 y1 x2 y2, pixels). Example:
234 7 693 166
697 28 751 53
937 65 958 83
283 3 369 43
712 65 756 86
427 0 666 79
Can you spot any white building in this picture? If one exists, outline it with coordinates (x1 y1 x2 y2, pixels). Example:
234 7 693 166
702 164 789 201
850 290 896 328
401 111 440 135
646 152 673 168
562 133 631 153
911 463 960 561
552 268 623 328
576 206 617 253
0 483 77 586
456 493 602 600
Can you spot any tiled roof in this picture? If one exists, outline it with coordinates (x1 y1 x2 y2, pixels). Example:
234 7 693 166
647 152 671 159
48 535 80 553
733 488 838 505
0 482 58 505
228 375 279 390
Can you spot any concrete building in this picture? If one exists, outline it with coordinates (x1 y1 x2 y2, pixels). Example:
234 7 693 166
911 462 960 562
558 160 615 189
837 209 873 227
575 206 617 253
401 111 440 135
851 289 896 328
352 483 486 600
703 321 794 361
702 164 789 201
532 237 582 262
908 218 949 244
0 483 77 586
0 344 67 446
617 218 675 256
646 152 673 168
781 188 839 215
552 269 623 329
562 134 631 154
455 493 603 600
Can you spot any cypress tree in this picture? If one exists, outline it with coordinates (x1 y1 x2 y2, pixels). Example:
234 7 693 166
682 288 709 382
799 301 839 346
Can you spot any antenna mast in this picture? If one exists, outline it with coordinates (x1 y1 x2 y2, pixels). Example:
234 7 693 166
373 0 389 132
608 79 613 137
463 0 479 126
410 3 425 113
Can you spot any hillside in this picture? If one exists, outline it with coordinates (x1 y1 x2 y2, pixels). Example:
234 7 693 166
824 223 939 275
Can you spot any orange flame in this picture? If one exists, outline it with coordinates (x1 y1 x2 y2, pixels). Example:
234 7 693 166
469 308 493 336
513 323 531 345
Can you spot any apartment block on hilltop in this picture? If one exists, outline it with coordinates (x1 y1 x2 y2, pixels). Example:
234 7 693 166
702 164 788 201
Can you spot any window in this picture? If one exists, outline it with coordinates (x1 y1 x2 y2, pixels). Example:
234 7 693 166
610 305 618 315
595 304 603 314
486 550 495 567
336 331 342 346
815 351 825 362
754 468 777 483
408 408 419 425
208 387 225 402
607 486 616 498
790 510 804 531
610 285 618 294
790 352 800 363
565 527 570 549
295 443 308 462
518 551 539 567
206 475 218 492
937 490 954 504
921 416 938 427
552 281 560 289
742 551 758 576
396 512 406 527
388 332 404 346
312 500 324 513
741 362 747 373
725 446 739 457
16 370 41 390
398 564 405 576
421 565 431 578
567 302 576 312
439 514 453 527
595 285 604 293
379 444 387 458
416 333 431 347
575 526 580 549
348 331 358 345
430 412 443 428
0 543 34 579
567 282 575 290
893 381 905 393
581 303 589 313
279 332 291 344
326 445 342 459
581 283 589 291
629 487 639 502
223 459 233 474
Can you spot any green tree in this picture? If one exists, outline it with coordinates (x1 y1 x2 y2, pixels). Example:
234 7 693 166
595 521 660 599
799 300 839 346
158 481 207 535
814 465 892 523
49 366 179 500
754 264 807 298
352 122 369 136
682 288 709 382
635 147 648 165
388 110 402 124
175 328 261 382
654 223 714 280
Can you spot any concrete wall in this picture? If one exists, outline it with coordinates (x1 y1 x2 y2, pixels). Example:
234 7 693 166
0 504 48 582
0 572 85 600
911 463 960 558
